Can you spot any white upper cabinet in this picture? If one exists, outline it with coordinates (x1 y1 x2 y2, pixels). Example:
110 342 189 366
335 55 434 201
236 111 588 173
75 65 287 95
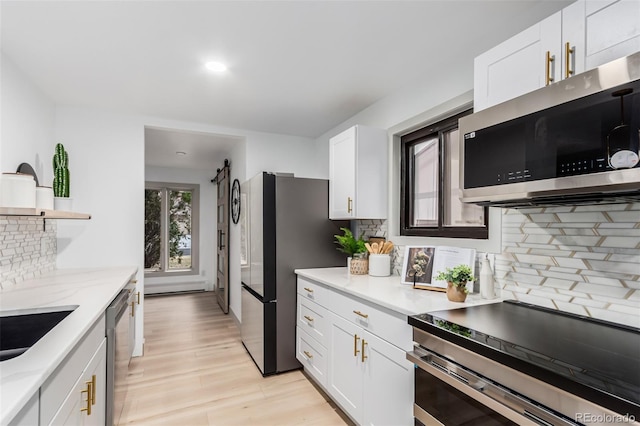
329 125 388 220
475 0 640 112
474 11 561 111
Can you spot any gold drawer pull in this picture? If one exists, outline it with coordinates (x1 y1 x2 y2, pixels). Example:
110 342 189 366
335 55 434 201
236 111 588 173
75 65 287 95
137 291 141 305
81 381 92 415
353 310 368 319
131 279 138 284
347 197 353 213
545 50 554 85
361 339 368 363
90 374 96 405
565 42 574 79
303 315 314 322
131 301 135 317
303 350 313 359
354 334 360 356
303 287 314 293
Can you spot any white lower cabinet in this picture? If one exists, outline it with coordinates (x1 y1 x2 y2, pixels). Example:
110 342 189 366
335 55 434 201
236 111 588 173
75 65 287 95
296 277 413 426
41 316 107 426
49 339 106 426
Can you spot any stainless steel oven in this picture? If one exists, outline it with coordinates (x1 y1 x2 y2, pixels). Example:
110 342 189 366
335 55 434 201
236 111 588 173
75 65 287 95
407 301 640 426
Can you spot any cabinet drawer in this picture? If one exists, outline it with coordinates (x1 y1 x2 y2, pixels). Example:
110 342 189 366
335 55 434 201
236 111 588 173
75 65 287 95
297 297 330 347
297 277 330 307
331 293 412 351
296 326 328 388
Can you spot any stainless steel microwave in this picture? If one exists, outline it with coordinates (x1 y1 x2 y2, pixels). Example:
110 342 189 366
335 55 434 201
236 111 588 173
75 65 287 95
460 52 640 207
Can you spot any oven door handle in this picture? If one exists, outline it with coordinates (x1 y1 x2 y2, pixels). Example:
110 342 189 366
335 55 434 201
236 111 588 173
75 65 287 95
406 349 578 426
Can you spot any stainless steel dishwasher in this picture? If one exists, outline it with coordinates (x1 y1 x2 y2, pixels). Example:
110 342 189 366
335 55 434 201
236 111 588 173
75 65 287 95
106 287 131 426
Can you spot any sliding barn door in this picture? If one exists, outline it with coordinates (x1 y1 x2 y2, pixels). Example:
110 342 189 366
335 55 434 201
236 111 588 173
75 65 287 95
215 162 230 314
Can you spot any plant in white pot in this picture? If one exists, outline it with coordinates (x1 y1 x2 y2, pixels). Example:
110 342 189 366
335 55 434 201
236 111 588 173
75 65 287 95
434 265 475 302
53 143 72 211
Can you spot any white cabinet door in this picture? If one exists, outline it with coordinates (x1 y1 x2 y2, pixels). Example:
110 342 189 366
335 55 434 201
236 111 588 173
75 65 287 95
581 0 640 70
361 331 414 426
48 339 106 426
474 12 561 111
329 125 388 220
329 127 357 219
327 312 363 422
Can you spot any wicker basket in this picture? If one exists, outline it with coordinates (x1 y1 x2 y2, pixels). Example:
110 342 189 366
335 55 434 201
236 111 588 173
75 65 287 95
350 257 369 275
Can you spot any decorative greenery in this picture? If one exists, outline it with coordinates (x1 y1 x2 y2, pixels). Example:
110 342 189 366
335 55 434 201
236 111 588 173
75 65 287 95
334 227 367 257
434 264 475 293
53 143 70 197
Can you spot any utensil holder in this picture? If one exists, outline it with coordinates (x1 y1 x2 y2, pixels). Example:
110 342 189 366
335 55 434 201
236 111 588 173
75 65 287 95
368 254 391 277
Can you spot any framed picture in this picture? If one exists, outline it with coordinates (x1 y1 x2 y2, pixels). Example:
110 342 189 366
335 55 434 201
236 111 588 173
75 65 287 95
401 246 436 285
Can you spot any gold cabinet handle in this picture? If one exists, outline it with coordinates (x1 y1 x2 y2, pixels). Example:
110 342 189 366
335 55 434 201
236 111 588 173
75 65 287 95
354 334 360 357
303 315 314 322
81 381 92 415
137 291 141 305
565 42 574 79
545 51 554 85
303 350 313 359
361 339 368 363
353 310 368 319
303 287 314 293
347 197 353 214
131 279 138 284
90 374 96 405
131 301 135 317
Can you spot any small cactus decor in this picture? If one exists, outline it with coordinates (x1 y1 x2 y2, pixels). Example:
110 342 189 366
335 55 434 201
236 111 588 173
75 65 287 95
53 143 70 197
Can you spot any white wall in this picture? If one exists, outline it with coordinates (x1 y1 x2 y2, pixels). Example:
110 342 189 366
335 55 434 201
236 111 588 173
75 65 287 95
313 56 502 254
144 166 217 293
53 107 318 329
0 52 55 182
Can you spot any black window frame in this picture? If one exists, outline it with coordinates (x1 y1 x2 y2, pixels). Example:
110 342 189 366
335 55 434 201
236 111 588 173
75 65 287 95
400 109 488 239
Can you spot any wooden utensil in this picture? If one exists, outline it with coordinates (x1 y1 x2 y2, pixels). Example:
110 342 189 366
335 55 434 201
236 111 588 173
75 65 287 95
371 242 379 254
382 241 393 254
365 242 373 253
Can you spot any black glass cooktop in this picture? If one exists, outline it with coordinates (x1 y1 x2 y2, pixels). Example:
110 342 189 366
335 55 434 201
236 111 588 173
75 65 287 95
408 300 640 417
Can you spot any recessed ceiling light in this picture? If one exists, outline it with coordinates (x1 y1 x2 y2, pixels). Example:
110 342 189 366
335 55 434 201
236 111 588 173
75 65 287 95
176 151 187 156
205 61 227 73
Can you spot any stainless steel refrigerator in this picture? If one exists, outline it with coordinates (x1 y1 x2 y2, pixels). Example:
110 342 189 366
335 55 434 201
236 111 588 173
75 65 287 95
240 172 347 376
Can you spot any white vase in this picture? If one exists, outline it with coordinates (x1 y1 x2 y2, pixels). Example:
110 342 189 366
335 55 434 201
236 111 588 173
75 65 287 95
54 197 73 211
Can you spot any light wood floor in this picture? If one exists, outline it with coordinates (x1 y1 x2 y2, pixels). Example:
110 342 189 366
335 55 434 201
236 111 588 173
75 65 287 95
119 292 352 425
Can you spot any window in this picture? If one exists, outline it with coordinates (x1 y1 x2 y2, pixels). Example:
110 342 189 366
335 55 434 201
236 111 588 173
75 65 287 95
401 109 488 238
145 182 199 275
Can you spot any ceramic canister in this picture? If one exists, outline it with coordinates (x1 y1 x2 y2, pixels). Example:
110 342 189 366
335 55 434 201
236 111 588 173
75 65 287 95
368 254 391 277
0 173 36 208
36 186 55 210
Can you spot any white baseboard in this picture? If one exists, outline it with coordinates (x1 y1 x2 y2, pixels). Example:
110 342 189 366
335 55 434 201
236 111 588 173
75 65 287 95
145 280 207 294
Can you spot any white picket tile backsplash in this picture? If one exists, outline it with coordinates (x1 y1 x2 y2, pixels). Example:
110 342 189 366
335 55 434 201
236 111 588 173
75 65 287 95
0 217 56 289
497 203 640 327
357 202 639 327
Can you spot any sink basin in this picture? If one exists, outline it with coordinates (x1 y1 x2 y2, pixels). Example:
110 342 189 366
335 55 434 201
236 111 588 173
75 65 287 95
0 306 77 361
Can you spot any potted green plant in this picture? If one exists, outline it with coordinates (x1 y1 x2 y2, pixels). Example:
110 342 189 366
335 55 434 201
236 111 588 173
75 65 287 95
334 227 368 274
52 143 72 211
434 265 475 302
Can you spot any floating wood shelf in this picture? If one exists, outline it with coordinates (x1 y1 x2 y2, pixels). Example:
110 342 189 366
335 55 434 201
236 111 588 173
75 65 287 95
0 207 91 219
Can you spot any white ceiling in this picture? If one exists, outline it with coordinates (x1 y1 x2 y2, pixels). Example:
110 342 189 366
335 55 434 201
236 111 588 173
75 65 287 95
1 0 571 168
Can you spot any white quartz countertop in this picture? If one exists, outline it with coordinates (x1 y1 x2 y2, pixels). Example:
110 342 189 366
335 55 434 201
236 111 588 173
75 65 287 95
0 267 137 425
295 267 500 317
